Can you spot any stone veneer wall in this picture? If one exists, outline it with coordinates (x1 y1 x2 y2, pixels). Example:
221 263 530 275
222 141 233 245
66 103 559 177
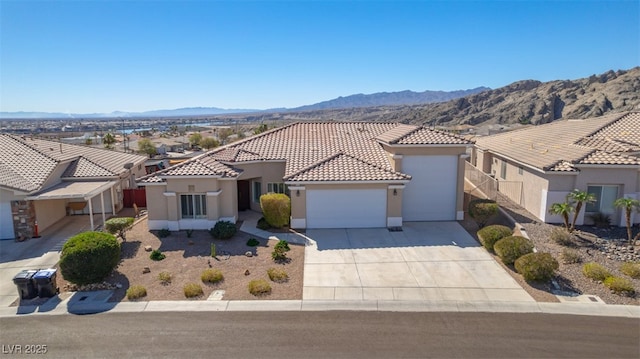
11 200 35 241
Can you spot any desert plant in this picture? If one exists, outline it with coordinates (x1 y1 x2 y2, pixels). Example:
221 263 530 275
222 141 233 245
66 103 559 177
59 231 120 285
566 189 597 232
587 212 611 229
620 262 640 279
185 229 194 238
211 243 216 258
260 193 291 228
248 279 272 296
603 276 635 295
582 262 612 282
476 225 513 252
514 252 559 282
494 236 534 265
272 247 288 262
467 198 499 228
209 221 237 239
201 268 224 284
158 228 171 238
158 271 172 285
104 217 134 240
183 283 204 298
257 217 271 230
246 238 260 247
561 248 582 264
126 285 147 300
550 227 575 247
150 249 166 261
275 240 290 252
614 198 640 245
267 267 289 283
548 202 574 232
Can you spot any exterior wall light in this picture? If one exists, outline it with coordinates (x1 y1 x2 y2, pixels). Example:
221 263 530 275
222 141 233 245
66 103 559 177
393 189 397 196
296 190 300 197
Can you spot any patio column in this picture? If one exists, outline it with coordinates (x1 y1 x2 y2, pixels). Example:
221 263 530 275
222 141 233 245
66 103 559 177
100 191 106 226
88 197 94 229
110 186 116 215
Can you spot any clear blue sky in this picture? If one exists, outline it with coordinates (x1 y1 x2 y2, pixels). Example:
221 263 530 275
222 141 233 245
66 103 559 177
1 0 638 113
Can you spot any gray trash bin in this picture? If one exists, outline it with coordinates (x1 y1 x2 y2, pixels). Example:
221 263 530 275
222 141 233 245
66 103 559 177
33 269 58 298
13 270 38 300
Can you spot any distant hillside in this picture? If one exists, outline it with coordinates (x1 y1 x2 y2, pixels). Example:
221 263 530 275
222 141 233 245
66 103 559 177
291 87 490 111
261 67 640 126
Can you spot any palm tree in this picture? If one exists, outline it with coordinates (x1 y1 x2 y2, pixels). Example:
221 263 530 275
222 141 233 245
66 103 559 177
549 202 574 232
566 189 597 232
614 198 640 245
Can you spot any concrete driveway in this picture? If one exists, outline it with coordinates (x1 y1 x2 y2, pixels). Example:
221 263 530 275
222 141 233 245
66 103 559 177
303 222 534 302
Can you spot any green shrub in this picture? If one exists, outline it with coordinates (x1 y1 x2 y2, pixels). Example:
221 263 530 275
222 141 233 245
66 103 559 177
620 262 640 279
603 276 635 295
561 248 582 264
272 247 288 262
468 198 499 228
126 285 147 300
158 228 171 238
183 283 204 298
201 269 224 284
209 221 237 239
257 217 271 230
150 249 166 261
494 236 534 265
246 238 260 247
104 217 135 240
248 279 272 296
514 252 559 282
477 225 513 252
267 268 289 283
587 212 611 228
260 193 291 228
185 229 194 238
158 271 172 285
550 227 575 247
275 240 290 252
582 262 611 282
60 231 120 285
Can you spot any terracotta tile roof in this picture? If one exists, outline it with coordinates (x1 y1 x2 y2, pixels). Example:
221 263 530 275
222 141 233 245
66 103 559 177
139 122 469 184
475 112 640 172
284 152 411 182
138 152 241 183
0 133 147 193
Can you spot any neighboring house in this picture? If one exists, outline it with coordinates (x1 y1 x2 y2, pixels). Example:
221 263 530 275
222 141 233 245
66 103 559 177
0 134 147 240
151 137 185 154
470 111 640 227
138 122 472 230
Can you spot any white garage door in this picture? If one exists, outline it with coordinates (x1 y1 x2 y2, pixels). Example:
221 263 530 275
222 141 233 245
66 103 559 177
402 155 457 221
1 200 15 240
307 189 387 228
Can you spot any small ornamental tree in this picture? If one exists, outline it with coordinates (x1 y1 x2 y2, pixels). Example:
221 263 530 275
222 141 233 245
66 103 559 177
200 137 220 150
138 138 157 158
104 217 134 241
566 189 596 232
260 193 291 228
59 231 120 285
468 198 499 228
548 202 574 232
614 197 640 245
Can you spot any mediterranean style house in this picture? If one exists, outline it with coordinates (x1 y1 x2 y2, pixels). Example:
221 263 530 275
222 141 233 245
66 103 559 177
138 122 473 230
471 111 640 226
0 134 147 240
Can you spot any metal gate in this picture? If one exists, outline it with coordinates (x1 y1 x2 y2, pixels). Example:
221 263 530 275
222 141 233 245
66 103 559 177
123 188 147 208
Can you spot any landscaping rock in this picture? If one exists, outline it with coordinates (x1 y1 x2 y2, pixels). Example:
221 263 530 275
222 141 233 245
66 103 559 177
245 251 253 257
244 269 250 276
144 245 153 252
142 267 151 274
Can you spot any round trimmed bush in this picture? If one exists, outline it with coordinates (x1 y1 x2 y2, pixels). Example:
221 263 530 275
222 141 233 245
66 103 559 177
494 236 534 265
468 198 498 227
209 221 237 239
183 283 204 298
582 262 611 282
514 252 559 282
477 225 513 252
267 268 289 283
126 285 147 300
248 279 272 296
60 231 120 285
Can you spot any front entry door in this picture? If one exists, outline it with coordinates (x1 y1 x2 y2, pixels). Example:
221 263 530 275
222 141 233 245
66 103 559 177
237 180 250 211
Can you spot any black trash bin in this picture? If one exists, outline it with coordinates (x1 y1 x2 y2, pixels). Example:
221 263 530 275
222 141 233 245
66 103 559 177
33 269 58 298
12 270 38 300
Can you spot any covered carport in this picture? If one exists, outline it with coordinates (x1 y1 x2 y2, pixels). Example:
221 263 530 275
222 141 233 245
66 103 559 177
25 181 117 231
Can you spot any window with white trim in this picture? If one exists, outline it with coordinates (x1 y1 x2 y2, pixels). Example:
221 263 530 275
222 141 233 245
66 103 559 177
500 161 507 179
180 194 207 219
586 185 618 215
267 182 288 195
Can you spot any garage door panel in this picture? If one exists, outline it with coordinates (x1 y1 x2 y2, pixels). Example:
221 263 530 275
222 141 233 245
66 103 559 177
307 189 386 228
402 156 457 221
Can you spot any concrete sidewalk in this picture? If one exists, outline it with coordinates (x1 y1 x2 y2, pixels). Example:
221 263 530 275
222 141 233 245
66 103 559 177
0 292 638 318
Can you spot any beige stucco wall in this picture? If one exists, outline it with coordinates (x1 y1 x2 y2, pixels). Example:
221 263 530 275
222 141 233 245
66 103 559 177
233 161 287 212
145 185 169 221
34 199 66 231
